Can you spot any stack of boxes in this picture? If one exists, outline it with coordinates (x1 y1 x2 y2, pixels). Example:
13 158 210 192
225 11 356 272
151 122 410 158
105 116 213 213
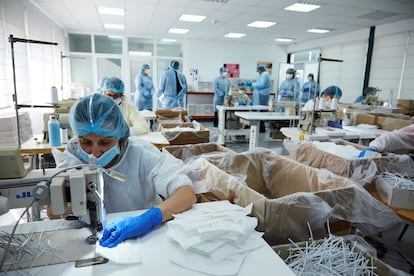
0 112 32 148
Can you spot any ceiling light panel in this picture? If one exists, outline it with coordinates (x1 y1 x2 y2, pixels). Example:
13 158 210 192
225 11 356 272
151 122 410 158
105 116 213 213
285 3 321 12
168 28 189 34
275 38 293 42
224 33 246 38
247 21 276 28
179 14 207 22
98 7 125 16
307 28 330 33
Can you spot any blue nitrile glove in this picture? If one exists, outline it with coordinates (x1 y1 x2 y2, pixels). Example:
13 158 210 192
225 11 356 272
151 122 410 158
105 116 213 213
144 90 153 98
359 147 376 158
249 101 254 106
99 207 163 248
245 81 252 87
281 89 288 96
238 101 246 106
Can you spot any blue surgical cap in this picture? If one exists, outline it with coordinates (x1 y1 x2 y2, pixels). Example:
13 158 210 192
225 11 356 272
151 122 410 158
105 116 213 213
171 60 179 70
141 64 150 71
102 77 124 93
257 65 266 72
69 93 130 140
322 86 342 99
99 76 108 91
219 67 227 73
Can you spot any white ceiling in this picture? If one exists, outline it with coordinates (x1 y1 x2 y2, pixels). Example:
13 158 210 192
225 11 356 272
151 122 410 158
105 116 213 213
31 0 414 44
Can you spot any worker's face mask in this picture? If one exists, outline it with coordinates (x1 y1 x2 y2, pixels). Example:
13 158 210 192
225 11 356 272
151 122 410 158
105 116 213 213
77 144 120 167
144 69 150 75
308 77 313 81
221 72 227 77
286 74 293 79
114 97 122 105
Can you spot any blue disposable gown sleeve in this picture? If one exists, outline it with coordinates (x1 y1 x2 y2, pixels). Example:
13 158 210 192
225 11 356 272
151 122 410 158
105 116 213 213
157 73 167 97
176 72 188 98
252 72 270 91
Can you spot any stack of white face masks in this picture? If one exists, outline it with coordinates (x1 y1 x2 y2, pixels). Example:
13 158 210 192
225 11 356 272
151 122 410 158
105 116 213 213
167 201 264 276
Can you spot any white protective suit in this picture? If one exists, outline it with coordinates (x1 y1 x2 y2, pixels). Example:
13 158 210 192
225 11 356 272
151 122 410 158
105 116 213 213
369 124 414 153
54 137 192 213
119 100 148 136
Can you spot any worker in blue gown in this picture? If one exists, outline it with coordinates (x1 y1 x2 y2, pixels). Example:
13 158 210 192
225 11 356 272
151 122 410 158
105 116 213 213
300 73 320 104
135 64 154 111
213 67 231 127
157 60 187 108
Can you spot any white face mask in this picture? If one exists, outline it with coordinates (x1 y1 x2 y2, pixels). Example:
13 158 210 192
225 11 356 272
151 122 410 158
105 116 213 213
144 69 150 75
239 90 245 94
221 72 227 77
308 77 313 81
286 74 293 79
114 98 122 105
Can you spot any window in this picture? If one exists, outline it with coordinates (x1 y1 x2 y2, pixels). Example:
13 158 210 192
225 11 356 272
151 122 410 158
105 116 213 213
95 35 122 54
68 34 92 53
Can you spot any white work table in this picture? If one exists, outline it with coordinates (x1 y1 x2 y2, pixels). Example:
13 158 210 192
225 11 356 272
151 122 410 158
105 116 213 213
139 110 156 132
216 105 270 145
280 126 387 142
2 209 294 276
235 112 299 151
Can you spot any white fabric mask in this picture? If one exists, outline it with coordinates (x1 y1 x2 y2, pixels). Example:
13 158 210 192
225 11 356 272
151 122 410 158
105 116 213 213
286 74 293 79
114 98 122 105
221 72 227 77
308 77 313 81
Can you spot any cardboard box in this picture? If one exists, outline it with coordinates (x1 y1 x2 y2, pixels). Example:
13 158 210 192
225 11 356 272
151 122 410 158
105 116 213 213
375 116 412 131
193 151 399 245
355 113 376 125
155 108 188 121
273 236 399 276
159 122 209 145
397 99 414 116
162 142 234 161
376 175 414 210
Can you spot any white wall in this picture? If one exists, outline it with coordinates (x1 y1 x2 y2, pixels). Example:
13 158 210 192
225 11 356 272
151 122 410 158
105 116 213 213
288 18 414 105
184 38 287 91
0 0 66 136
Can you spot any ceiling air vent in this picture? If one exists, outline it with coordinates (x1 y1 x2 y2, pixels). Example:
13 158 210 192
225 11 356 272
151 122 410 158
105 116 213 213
358 10 398 20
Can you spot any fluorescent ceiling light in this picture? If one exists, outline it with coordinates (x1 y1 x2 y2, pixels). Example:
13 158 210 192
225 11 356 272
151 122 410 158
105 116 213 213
160 38 177 43
285 3 321 12
179 14 206 22
168 28 189 34
108 35 122 39
129 51 152 56
307 28 330 33
247 21 276 28
104 24 124 30
275 38 293 42
224 33 246 38
98 6 125 16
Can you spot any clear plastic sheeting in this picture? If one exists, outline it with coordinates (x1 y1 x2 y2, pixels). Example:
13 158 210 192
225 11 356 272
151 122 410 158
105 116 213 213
285 140 378 186
186 150 401 245
158 121 209 145
162 142 235 163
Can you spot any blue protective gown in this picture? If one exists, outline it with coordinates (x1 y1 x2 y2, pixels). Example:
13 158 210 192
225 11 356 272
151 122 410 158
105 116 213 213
300 81 320 103
278 78 300 102
213 76 231 112
54 137 192 213
252 71 271 105
354 95 365 103
135 73 154 111
157 67 188 108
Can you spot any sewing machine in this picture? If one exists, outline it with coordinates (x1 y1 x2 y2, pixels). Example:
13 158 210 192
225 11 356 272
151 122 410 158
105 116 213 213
299 110 337 133
266 100 299 139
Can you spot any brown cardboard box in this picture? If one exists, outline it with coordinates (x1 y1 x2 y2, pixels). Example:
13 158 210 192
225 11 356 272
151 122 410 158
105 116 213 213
159 122 209 145
162 142 234 161
397 99 414 116
155 108 188 121
273 236 401 276
376 116 412 131
193 151 400 245
355 113 376 125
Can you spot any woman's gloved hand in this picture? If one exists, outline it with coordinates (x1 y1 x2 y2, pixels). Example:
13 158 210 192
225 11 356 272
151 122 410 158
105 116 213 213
99 207 163 248
358 147 377 158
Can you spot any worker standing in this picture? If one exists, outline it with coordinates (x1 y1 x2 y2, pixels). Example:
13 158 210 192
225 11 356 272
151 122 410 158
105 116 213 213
213 67 231 127
246 65 271 106
279 68 300 103
300 73 319 104
102 77 148 136
135 64 154 111
157 60 188 108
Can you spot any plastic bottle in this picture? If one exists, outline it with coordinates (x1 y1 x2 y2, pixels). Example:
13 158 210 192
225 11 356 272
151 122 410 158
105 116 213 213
60 127 68 144
48 115 61 146
331 96 339 110
51 86 58 104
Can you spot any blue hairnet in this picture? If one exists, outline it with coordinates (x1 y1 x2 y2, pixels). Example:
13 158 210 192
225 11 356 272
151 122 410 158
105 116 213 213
141 64 150 71
322 86 342 99
170 60 179 70
257 65 266 72
286 68 295 77
99 76 108 91
219 67 227 73
102 77 124 93
69 93 130 140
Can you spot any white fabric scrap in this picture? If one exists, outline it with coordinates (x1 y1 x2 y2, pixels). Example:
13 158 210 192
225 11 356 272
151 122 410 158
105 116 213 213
96 238 142 264
167 201 265 276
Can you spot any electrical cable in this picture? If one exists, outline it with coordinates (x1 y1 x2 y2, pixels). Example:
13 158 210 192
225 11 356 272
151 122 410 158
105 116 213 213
0 198 36 272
